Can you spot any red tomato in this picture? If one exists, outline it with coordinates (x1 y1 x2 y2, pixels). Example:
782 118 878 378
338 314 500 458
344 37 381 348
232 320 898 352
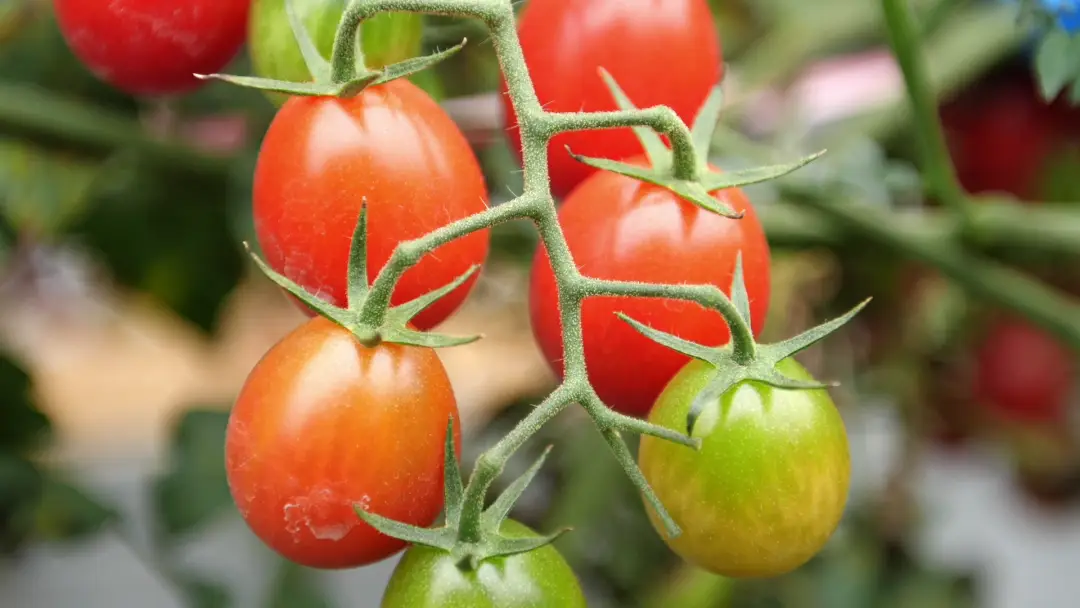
940 75 1058 199
226 317 461 569
974 316 1074 423
253 79 490 330
503 0 722 199
529 158 771 417
53 0 250 96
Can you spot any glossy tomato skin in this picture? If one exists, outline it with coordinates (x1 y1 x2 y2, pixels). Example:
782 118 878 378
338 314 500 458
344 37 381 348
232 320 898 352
529 159 771 417
974 317 1074 423
639 358 850 578
253 79 489 330
226 317 462 569
53 0 250 96
504 0 722 199
380 519 587 608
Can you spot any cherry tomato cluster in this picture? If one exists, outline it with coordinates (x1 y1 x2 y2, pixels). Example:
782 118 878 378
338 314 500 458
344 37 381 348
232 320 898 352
52 0 853 601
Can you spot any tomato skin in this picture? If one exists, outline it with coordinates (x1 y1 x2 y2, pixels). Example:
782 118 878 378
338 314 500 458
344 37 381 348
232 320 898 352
974 317 1074 423
504 0 722 199
253 79 490 330
528 159 771 417
52 0 250 96
225 317 462 569
380 519 587 608
249 0 344 105
639 358 851 578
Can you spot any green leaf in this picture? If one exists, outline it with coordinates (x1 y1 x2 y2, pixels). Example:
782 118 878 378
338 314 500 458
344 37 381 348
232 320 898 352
1035 29 1080 100
66 154 244 333
34 475 117 541
267 560 333 608
179 577 232 608
152 408 231 540
0 137 100 235
0 454 43 553
0 353 50 454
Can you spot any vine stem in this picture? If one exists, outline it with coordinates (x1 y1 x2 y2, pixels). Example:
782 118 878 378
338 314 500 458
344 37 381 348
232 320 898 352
881 0 970 219
334 0 751 543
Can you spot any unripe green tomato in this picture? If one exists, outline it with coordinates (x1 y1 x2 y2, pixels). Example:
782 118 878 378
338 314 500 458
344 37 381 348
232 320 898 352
639 358 851 579
249 0 344 106
380 520 587 608
248 0 436 106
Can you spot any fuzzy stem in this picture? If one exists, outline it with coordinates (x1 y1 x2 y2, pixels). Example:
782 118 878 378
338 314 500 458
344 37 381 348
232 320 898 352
457 385 575 544
335 0 749 548
881 0 969 219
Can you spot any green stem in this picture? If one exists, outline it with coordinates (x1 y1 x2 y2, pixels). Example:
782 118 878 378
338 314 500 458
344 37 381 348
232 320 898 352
788 189 1080 350
456 386 574 544
583 277 757 364
0 82 228 177
881 0 969 217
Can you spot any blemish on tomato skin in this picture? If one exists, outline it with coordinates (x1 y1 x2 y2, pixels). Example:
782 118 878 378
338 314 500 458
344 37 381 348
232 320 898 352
281 489 366 544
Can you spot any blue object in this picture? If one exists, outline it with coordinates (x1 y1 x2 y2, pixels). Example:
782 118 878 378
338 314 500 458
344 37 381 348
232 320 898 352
1041 0 1080 33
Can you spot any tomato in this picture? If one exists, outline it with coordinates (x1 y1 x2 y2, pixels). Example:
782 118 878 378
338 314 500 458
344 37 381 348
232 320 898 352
249 0 343 105
53 0 250 96
940 72 1058 199
253 79 489 330
528 158 771 417
639 358 850 578
503 0 722 199
380 519 587 607
973 316 1074 423
225 316 461 569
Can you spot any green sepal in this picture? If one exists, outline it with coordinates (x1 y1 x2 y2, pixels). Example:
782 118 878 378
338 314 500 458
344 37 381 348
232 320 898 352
690 84 726 155
199 40 465 99
243 207 479 349
479 527 571 561
480 446 553 532
618 297 870 434
284 0 331 81
697 150 827 191
729 253 752 326
764 298 872 362
369 40 467 87
597 68 669 168
441 417 464 529
354 507 456 551
565 149 741 218
194 71 381 97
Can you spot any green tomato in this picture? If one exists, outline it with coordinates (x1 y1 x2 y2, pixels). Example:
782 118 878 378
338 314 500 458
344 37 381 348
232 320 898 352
381 520 587 608
248 0 434 106
639 358 850 579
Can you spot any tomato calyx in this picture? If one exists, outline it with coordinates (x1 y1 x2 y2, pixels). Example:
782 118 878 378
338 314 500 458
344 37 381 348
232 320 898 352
566 69 825 219
621 256 870 433
199 0 465 98
247 201 481 349
355 419 570 571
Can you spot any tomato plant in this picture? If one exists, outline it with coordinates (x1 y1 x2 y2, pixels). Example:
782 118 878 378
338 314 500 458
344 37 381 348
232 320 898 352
380 519 587 608
529 158 771 417
52 0 251 96
253 79 490 330
973 316 1074 423
225 316 461 569
503 0 722 198
638 357 851 578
